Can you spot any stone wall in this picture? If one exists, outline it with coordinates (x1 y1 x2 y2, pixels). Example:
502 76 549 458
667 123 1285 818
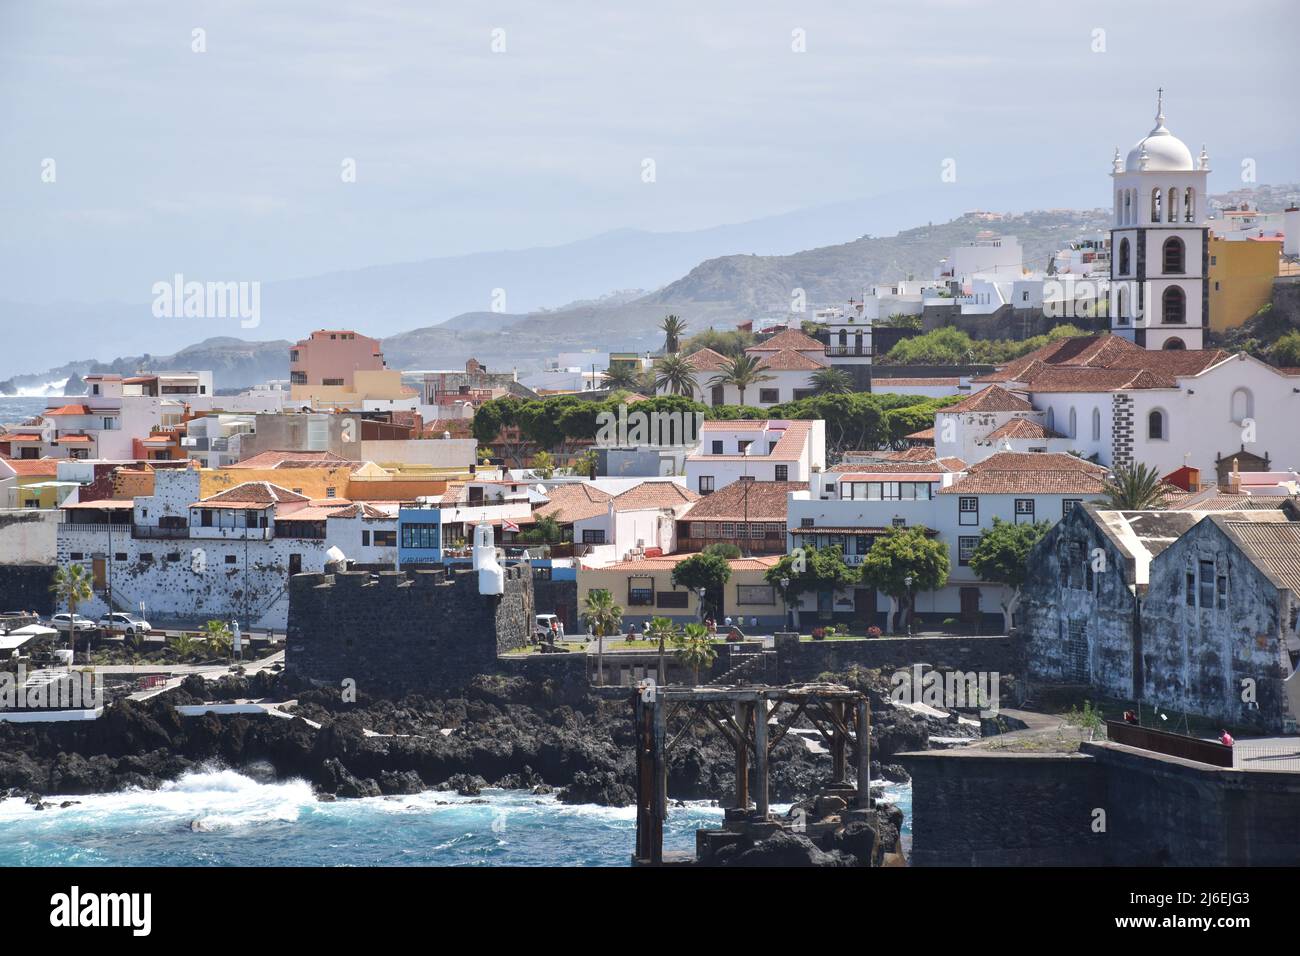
532 575 578 633
900 741 1300 866
774 632 1025 683
285 562 532 696
0 564 57 615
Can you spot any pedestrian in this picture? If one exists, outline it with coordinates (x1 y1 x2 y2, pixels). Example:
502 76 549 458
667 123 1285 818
1123 709 1138 725
1219 729 1234 747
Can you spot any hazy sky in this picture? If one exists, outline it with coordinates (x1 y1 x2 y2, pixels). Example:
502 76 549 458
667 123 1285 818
1 0 1296 304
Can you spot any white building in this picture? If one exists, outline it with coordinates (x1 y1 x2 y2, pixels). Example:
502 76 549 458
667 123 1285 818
1109 93 1211 350
686 420 825 496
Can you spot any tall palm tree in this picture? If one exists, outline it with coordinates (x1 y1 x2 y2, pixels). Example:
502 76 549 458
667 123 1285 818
653 354 698 398
582 588 624 686
203 619 233 661
810 367 853 395
645 616 679 685
1101 461 1166 510
602 363 642 391
674 622 717 686
708 354 774 407
660 315 688 354
50 564 93 665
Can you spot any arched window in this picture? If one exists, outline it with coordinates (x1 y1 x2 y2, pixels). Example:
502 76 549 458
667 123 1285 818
1124 190 1132 224
838 329 847 346
1168 188 1178 224
1231 387 1253 424
1184 187 1195 223
1046 407 1055 431
1162 286 1186 324
1115 286 1128 325
1152 188 1162 222
1163 237 1185 274
1118 238 1130 275
1091 407 1101 441
1068 407 1077 439
1163 337 1185 350
1148 409 1166 441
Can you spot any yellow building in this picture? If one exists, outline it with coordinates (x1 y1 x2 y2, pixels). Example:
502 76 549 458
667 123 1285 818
577 554 784 629
1208 235 1281 332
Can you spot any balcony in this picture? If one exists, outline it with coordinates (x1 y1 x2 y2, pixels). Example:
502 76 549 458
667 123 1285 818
132 524 192 539
825 345 871 357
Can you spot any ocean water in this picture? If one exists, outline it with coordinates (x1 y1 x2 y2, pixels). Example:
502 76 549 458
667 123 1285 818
0 768 911 867
0 395 54 426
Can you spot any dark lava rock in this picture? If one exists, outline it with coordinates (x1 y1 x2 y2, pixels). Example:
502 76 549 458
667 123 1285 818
379 770 426 795
442 773 486 796
712 830 855 867
557 770 635 808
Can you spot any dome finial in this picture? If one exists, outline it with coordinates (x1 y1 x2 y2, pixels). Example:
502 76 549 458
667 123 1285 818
1156 86 1165 124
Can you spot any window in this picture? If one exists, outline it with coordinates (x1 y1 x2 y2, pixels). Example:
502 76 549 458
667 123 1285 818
373 530 396 547
1118 238 1130 275
166 552 181 562
114 552 127 562
736 585 776 605
628 577 654 606
657 590 689 608
1091 407 1101 442
322 378 345 386
225 554 237 564
1217 575 1227 610
401 524 440 550
891 517 906 528
1014 499 1035 522
1185 572 1196 606
1062 499 1082 518
774 465 788 481
698 476 714 495
800 517 814 528
581 529 606 544
69 552 84 561
139 553 154 563
361 530 371 546
1068 408 1077 439
758 389 779 404
958 536 979 566
1163 237 1185 274
1230 388 1253 425
1162 287 1185 324
959 497 979 526
712 440 723 455
1147 409 1166 441
325 487 336 498
1198 560 1215 608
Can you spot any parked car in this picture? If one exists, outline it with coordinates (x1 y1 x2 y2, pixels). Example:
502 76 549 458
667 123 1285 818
50 613 97 633
534 613 563 643
96 613 152 637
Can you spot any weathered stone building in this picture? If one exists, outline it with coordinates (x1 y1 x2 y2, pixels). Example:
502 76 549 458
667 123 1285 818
285 561 532 696
1023 503 1300 731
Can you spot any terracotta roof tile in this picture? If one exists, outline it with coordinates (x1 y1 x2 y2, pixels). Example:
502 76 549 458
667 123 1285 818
983 418 1067 441
746 328 825 352
595 553 782 572
197 481 310 506
610 481 699 511
681 480 805 522
940 385 1035 413
975 334 1230 391
756 348 827 371
228 450 352 469
533 483 613 523
683 347 731 372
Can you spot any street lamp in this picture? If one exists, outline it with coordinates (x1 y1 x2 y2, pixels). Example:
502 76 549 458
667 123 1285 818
904 575 913 636
697 586 707 627
779 576 790 631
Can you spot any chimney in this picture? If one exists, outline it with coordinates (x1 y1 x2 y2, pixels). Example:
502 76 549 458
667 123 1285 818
1229 458 1241 494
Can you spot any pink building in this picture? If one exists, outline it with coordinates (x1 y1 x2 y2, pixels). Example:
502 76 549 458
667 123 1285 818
289 330 385 389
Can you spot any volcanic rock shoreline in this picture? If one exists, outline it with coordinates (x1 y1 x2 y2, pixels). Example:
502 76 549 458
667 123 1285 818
0 668 966 812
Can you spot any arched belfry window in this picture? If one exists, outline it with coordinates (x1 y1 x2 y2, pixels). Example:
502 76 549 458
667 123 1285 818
1115 286 1128 325
1162 286 1186 324
1118 238 1130 275
1148 409 1166 440
1163 237 1185 274
1152 188 1162 222
1184 188 1195 223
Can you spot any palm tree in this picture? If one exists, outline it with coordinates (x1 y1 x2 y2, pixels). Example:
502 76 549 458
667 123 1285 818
708 354 774 407
660 315 688 354
645 616 679 685
674 622 717 686
50 564 93 665
203 619 233 661
582 588 624 686
1101 461 1166 510
653 354 698 398
168 632 202 662
810 367 853 395
602 363 642 391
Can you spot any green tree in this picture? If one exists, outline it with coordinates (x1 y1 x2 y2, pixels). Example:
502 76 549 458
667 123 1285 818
707 354 774 407
531 449 555 479
670 551 732 621
1270 330 1300 367
660 314 688 354
858 527 950 632
765 545 858 630
810 367 853 395
582 588 624 685
520 513 565 546
653 354 699 398
602 363 643 391
203 619 233 660
673 622 717 686
1100 461 1166 510
702 541 741 559
645 616 679 684
681 328 755 359
168 632 202 662
968 518 1051 633
50 564 94 665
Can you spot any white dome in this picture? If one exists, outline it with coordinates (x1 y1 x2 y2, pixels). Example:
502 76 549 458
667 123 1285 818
1124 105 1194 172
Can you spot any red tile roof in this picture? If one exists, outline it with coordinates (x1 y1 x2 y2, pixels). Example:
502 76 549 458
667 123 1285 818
746 328 825 352
680 480 806 522
939 451 1108 495
983 418 1066 441
227 450 353 469
683 347 731 372
692 420 814 462
976 334 1230 391
44 404 92 416
941 385 1036 413
756 348 827 371
533 483 613 523
0 433 44 443
871 377 961 387
611 481 699 512
196 481 310 507
595 553 782 572
2 458 60 477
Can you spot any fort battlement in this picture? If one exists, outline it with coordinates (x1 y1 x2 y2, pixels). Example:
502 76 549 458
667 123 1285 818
285 561 532 696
